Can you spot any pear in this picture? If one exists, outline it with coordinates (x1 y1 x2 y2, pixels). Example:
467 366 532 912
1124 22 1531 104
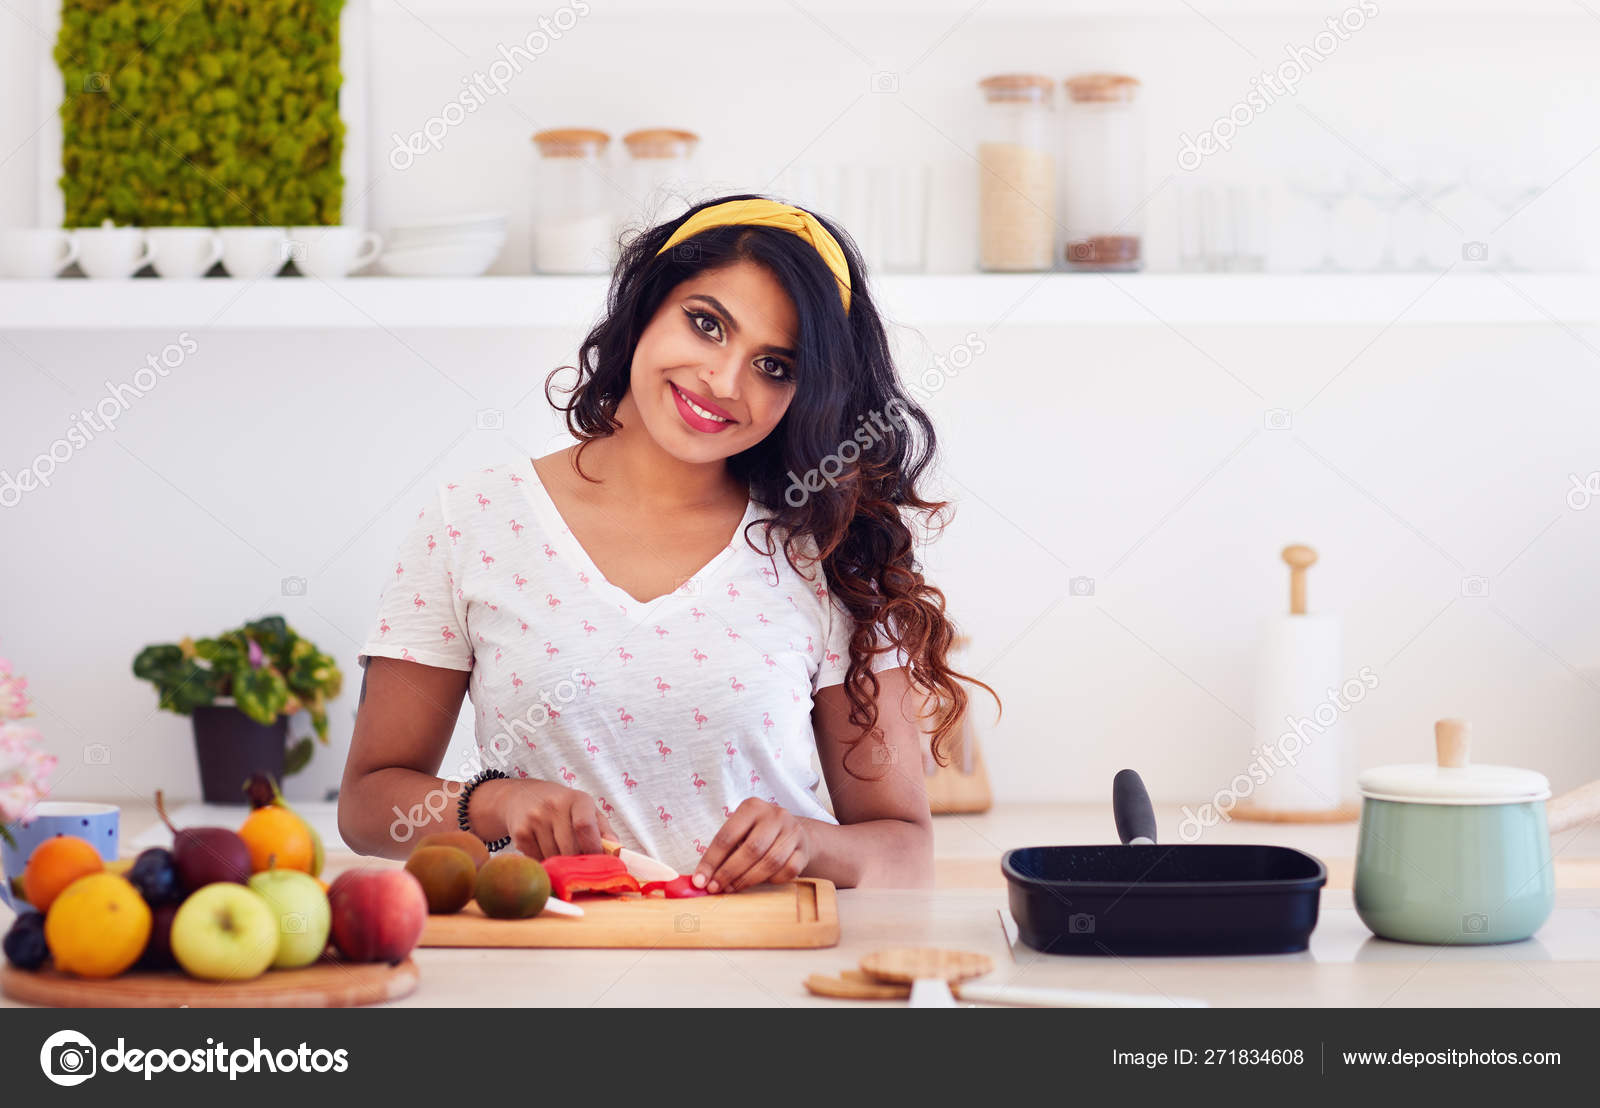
243 772 323 878
155 789 251 890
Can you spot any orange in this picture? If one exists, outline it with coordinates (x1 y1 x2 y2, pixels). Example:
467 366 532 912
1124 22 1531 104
22 835 104 913
45 873 151 978
238 806 314 873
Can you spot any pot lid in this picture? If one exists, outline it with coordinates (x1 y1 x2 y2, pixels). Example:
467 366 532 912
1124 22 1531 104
1358 719 1551 804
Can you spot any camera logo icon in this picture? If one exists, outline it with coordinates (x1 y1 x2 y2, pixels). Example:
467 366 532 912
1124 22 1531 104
1069 575 1095 597
1462 241 1489 262
1264 408 1293 431
83 72 109 93
1461 575 1490 598
1068 912 1096 934
671 242 701 263
674 913 700 933
282 576 308 597
282 912 307 934
283 239 307 263
870 71 900 94
476 408 505 430
1462 912 1489 934
83 743 111 765
40 1029 97 1086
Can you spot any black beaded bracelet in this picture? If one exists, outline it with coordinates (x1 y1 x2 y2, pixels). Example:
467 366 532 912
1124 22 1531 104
458 768 512 853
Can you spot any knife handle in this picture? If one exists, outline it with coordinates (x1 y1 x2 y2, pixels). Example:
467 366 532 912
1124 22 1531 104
600 838 622 856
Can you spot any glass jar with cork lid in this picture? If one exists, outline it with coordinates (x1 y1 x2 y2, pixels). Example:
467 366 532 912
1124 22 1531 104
977 73 1057 272
531 128 614 274
1060 73 1144 272
621 129 700 230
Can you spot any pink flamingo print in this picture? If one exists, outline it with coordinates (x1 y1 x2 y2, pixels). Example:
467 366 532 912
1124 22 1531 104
762 711 774 734
786 594 797 610
400 647 414 661
655 676 671 697
418 507 426 520
722 805 734 819
510 472 524 485
727 582 740 601
457 587 466 601
750 769 762 788
495 706 506 721
513 573 527 590
690 607 705 621
726 627 740 642
617 707 633 729
546 593 561 610
762 653 776 669
655 739 672 761
510 518 525 537
412 592 426 610
378 619 391 636
519 619 530 635
724 740 737 759
559 766 576 787
523 736 537 751
691 772 706 793
617 646 633 665
578 671 595 693
658 805 672 828
486 599 498 611
653 625 669 639
440 626 457 642
426 534 437 554
693 708 708 730
578 571 590 586
581 619 597 635
757 612 770 625
447 524 462 544
584 737 599 758
511 672 524 691
805 634 814 653
476 493 491 510
775 746 782 762
544 641 559 660
791 688 801 703
760 565 779 586
494 647 503 663
825 648 841 666
446 483 458 490
545 704 561 720
729 675 745 693
622 772 638 793
479 549 495 567
396 560 405 578
814 582 827 599
515 767 528 778
693 838 706 855
597 796 614 816
542 543 557 561
691 648 707 666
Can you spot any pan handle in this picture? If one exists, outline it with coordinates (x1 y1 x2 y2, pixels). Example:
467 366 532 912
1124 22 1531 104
1113 769 1157 845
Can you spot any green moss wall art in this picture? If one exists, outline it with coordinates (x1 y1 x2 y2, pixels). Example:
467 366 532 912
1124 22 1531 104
53 0 347 228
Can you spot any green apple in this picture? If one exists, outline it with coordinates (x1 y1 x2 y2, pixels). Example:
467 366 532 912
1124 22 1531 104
248 869 331 969
170 882 279 981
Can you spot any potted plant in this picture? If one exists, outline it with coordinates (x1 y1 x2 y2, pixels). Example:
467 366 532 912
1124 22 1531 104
132 616 342 803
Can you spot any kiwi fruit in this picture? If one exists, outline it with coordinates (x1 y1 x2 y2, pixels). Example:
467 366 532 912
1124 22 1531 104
473 855 550 919
404 846 477 914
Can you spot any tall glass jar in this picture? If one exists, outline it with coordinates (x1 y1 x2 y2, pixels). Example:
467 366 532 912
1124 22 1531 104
1060 73 1144 272
621 128 700 231
531 128 613 274
977 74 1056 272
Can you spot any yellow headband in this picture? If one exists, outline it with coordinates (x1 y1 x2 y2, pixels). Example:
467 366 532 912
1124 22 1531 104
655 198 852 314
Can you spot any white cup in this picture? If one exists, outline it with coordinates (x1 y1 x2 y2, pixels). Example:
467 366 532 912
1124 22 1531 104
288 226 384 279
0 228 79 278
218 227 289 279
148 228 223 279
74 226 153 279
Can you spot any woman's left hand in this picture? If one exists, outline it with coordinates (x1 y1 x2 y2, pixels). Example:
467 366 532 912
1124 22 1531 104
692 798 810 894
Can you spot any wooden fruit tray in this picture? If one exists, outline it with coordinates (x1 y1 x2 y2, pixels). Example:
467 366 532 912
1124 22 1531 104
1 955 418 1008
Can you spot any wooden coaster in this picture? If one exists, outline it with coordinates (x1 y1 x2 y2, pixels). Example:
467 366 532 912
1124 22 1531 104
804 971 910 1000
859 947 993 985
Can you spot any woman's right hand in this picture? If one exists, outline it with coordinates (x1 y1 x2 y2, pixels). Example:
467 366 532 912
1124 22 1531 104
489 778 617 859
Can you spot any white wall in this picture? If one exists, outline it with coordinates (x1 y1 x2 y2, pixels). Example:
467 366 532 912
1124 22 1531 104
2 2 1598 807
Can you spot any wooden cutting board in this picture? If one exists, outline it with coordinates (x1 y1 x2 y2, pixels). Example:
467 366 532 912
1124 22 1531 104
1 956 418 1008
420 878 839 949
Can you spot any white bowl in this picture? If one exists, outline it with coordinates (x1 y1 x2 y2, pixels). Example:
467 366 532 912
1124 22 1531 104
377 231 506 277
385 211 508 245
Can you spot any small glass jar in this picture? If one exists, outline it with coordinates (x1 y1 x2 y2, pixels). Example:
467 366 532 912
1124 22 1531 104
1060 73 1144 271
976 73 1056 272
621 128 700 231
531 128 613 274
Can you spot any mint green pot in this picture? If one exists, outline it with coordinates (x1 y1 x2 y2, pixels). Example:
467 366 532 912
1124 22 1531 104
1353 796 1555 944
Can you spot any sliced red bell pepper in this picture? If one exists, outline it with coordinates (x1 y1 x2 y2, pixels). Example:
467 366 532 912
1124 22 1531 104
542 854 641 900
639 875 709 899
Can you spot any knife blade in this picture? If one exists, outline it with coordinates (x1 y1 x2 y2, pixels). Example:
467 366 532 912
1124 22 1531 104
600 837 680 882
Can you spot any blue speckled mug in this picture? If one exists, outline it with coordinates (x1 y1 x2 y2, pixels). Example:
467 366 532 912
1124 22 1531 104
1 802 121 911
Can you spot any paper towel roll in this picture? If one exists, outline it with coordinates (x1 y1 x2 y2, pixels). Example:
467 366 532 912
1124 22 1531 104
1239 614 1351 817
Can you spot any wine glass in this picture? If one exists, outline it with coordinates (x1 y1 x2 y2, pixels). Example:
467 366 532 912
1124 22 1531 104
1292 171 1353 272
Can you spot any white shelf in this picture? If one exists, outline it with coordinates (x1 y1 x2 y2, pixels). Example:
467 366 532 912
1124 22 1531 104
374 0 1597 17
1 274 1597 330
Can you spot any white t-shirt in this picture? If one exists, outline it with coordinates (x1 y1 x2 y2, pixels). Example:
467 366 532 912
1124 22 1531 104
357 457 906 874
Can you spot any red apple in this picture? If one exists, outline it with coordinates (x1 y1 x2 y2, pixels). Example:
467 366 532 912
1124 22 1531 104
327 867 427 965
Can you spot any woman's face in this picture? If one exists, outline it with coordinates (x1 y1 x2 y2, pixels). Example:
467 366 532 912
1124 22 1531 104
627 260 800 464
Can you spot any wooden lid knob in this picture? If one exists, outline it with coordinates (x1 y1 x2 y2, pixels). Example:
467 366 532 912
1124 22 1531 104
1435 718 1470 768
1282 544 1318 615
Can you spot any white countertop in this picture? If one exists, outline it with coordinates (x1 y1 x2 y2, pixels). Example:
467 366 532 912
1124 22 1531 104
6 802 1599 1008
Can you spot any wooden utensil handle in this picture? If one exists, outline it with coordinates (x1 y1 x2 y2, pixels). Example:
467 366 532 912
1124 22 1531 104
1435 718 1470 768
1282 545 1317 615
1548 779 1600 834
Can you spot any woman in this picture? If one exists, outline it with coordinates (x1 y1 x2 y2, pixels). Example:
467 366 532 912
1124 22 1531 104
338 195 997 891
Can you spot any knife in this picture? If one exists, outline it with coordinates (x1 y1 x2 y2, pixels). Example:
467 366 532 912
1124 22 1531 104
600 837 680 882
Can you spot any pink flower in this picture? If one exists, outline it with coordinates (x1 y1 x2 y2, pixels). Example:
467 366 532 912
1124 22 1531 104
0 722 55 828
0 657 30 722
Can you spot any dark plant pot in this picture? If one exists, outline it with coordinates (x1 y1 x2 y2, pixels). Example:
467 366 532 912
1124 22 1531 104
192 705 286 804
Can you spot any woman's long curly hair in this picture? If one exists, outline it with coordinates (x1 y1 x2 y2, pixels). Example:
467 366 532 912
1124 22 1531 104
546 192 1000 776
